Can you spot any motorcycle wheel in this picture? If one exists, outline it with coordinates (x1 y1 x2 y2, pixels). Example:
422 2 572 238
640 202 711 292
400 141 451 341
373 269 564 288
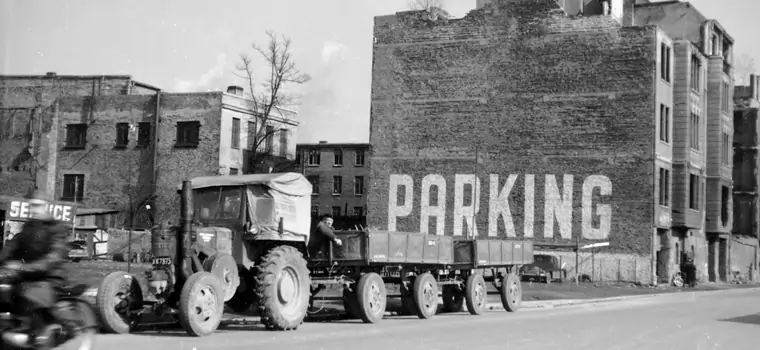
54 299 98 350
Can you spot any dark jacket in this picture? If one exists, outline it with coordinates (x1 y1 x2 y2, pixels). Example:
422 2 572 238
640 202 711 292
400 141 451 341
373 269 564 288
307 221 338 258
0 218 70 283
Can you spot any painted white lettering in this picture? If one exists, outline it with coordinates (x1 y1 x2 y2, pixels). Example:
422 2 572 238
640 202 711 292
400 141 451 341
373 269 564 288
453 174 481 237
62 207 71 222
9 201 20 217
582 175 612 239
544 175 574 239
524 174 535 238
19 202 29 218
420 174 446 235
388 174 414 231
488 174 518 237
53 205 63 220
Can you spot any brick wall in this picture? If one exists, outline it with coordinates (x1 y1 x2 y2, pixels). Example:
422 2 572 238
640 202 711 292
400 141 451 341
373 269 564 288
368 0 658 263
0 75 156 199
56 95 156 226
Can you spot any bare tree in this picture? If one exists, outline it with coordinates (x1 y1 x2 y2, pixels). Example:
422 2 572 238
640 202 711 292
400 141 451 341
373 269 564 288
235 31 311 174
734 53 756 86
408 0 451 19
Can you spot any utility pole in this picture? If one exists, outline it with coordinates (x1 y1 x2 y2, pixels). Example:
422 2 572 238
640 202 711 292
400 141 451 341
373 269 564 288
127 124 137 273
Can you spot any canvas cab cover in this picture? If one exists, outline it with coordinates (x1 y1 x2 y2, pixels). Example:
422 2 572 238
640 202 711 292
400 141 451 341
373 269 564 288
185 173 313 239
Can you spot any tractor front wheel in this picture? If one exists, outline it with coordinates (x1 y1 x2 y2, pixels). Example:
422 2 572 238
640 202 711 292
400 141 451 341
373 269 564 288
255 245 311 330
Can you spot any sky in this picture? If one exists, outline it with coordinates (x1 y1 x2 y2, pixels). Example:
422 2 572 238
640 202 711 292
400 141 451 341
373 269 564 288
1 0 758 144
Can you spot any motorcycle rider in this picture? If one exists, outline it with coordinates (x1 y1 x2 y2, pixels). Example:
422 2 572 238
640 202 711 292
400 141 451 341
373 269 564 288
0 189 70 348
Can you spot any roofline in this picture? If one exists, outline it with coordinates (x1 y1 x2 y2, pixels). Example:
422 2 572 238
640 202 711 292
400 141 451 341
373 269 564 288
132 80 162 92
0 74 133 80
634 1 734 44
222 92 299 114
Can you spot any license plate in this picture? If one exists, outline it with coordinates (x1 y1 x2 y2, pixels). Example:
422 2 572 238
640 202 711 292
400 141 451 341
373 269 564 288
152 257 172 265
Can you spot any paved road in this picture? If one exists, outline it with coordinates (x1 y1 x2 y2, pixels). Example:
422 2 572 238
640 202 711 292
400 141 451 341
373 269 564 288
89 289 760 350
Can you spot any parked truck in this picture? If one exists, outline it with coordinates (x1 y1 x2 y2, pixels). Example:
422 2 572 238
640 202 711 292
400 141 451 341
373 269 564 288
94 173 533 336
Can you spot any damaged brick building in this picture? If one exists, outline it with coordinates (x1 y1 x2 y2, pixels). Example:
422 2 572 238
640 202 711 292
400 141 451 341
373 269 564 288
368 0 734 283
732 74 760 282
0 74 298 230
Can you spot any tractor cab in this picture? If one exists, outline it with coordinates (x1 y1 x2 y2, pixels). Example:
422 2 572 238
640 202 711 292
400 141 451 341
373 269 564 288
182 173 314 267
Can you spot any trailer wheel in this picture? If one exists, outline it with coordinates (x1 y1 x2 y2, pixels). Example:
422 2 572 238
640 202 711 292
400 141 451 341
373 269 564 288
442 285 464 313
342 287 361 319
500 273 522 312
465 274 487 315
255 245 311 330
203 253 240 302
412 273 438 319
96 271 144 334
178 271 225 337
355 272 387 323
227 264 256 313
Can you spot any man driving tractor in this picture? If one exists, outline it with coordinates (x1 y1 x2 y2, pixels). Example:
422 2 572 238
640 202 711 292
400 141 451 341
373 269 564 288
307 214 342 259
0 189 70 348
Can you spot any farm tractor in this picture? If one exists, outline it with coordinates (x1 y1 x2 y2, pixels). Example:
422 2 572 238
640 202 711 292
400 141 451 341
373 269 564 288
95 173 315 336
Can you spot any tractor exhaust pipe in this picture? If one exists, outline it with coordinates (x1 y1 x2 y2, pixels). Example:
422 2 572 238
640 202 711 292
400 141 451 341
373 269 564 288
177 180 193 285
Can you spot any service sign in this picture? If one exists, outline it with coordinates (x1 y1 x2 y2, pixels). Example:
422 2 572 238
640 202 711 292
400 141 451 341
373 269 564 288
2 197 77 224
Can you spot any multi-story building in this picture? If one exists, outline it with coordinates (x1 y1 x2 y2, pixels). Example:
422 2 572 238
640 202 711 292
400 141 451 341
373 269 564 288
295 142 370 228
732 74 760 281
1 75 298 229
632 0 734 282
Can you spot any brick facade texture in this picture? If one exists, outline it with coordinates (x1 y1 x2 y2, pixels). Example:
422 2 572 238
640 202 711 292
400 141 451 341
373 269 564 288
368 0 658 274
0 76 155 198
55 92 223 227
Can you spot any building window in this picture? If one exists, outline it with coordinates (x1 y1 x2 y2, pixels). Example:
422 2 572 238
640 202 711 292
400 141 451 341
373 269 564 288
115 123 129 148
721 185 730 226
355 150 365 166
231 118 241 149
659 104 670 143
137 122 151 147
247 121 256 150
689 174 700 210
308 150 320 166
65 124 87 149
333 176 342 195
230 168 239 175
722 132 731 165
331 206 341 217
354 176 364 195
334 149 343 166
353 206 364 217
266 125 275 154
62 174 85 202
311 205 319 217
176 121 200 147
279 129 288 157
661 43 671 83
658 168 670 206
690 112 700 151
307 175 319 195
721 81 730 113
690 54 701 91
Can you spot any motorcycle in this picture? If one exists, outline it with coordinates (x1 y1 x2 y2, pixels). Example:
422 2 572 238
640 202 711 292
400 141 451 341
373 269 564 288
0 280 98 350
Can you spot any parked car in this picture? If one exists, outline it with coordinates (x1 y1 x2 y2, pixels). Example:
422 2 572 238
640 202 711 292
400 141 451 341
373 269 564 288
68 240 89 262
519 254 567 283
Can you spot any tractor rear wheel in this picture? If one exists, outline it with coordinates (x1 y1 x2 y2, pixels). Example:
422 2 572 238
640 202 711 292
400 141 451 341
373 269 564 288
255 245 311 330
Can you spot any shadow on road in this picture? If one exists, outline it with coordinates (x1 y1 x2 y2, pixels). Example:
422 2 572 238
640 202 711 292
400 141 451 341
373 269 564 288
719 313 760 326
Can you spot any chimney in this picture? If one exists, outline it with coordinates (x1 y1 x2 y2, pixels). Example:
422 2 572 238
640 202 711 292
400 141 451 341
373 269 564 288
318 140 328 144
45 72 56 77
226 85 244 96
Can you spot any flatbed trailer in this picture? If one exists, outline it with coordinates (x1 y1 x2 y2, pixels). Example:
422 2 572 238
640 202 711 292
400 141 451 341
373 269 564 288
308 230 534 322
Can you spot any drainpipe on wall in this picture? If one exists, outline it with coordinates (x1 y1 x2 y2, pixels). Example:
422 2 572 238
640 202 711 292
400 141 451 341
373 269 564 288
651 27 658 287
152 91 162 195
